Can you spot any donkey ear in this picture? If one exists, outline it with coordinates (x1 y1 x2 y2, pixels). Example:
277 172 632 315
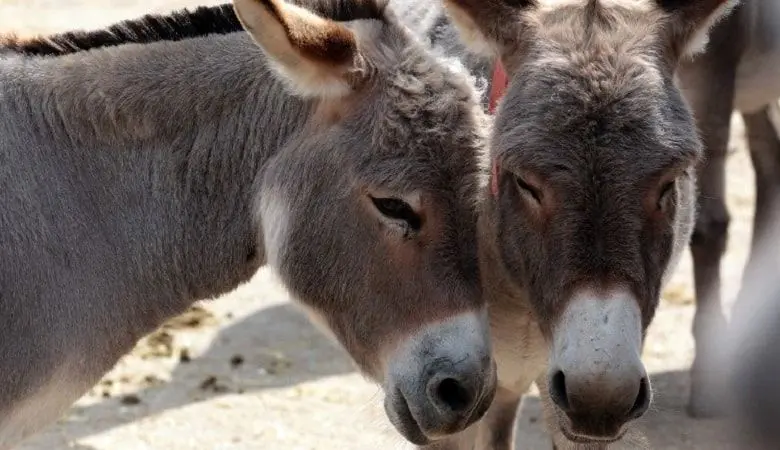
442 0 533 58
657 0 740 62
233 0 366 98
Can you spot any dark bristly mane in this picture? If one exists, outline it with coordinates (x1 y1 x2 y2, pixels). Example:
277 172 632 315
1 0 386 58
1 4 241 57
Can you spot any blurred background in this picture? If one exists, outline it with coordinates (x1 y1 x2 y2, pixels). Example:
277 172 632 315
1 1 767 449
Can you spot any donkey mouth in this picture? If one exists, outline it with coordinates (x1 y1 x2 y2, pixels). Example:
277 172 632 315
385 390 430 445
557 417 627 445
384 382 493 445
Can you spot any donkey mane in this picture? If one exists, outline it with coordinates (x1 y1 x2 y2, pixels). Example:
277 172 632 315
1 0 387 58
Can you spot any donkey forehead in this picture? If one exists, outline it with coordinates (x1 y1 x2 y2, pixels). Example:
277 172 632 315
527 0 665 63
495 30 700 177
535 0 657 12
495 77 698 180
503 3 670 140
531 0 664 25
350 74 485 190
354 152 479 196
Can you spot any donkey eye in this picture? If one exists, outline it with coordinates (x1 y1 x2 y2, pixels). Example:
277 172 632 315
370 196 422 231
515 176 542 204
658 181 675 208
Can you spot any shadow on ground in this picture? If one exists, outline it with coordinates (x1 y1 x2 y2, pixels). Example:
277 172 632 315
637 370 742 449
21 302 356 449
22 309 746 449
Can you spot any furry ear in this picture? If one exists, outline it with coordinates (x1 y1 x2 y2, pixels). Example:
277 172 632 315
233 0 369 97
656 0 741 62
441 0 534 58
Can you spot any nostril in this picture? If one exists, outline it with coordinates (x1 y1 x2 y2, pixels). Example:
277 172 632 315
434 377 473 413
549 370 571 412
628 377 651 419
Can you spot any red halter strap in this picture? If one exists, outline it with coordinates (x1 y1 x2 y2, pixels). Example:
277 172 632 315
488 59 509 115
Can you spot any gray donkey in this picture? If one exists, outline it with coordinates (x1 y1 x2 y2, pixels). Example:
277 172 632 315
390 0 741 448
407 0 780 428
675 0 780 418
727 199 780 450
0 0 499 447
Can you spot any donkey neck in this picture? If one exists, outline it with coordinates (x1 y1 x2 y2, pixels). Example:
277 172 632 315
4 32 314 309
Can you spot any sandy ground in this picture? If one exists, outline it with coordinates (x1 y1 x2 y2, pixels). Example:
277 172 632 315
1 1 764 449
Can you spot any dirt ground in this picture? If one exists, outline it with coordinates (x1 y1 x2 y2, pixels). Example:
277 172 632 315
1 1 764 449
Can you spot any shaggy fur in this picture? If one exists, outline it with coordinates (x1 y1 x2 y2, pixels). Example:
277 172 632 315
0 1 498 448
401 1 780 443
390 0 751 449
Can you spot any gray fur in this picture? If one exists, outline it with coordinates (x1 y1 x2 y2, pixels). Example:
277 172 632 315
395 0 745 449
727 198 780 450
0 1 498 447
403 0 780 439
390 0 492 104
401 0 780 426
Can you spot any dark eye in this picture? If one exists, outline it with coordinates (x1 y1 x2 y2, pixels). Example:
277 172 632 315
658 181 675 210
370 196 422 231
515 176 542 204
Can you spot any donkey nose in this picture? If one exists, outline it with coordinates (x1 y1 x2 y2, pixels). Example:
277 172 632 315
548 288 650 440
549 367 651 438
426 373 478 415
383 311 496 444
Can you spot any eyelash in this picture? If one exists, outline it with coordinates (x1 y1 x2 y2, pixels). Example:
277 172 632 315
515 176 542 203
369 196 422 233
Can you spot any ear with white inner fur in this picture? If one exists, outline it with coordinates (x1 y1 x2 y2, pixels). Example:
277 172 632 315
656 0 741 63
441 0 534 59
232 0 368 98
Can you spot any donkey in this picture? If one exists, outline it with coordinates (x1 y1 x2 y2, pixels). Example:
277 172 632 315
387 0 741 448
0 0 499 447
724 194 780 450
727 200 780 450
406 0 780 423
731 283 780 450
675 0 780 417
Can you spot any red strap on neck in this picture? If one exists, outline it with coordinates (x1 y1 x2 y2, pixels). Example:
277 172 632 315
488 60 509 114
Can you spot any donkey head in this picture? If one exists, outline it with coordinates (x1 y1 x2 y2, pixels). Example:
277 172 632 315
442 0 738 443
233 0 496 444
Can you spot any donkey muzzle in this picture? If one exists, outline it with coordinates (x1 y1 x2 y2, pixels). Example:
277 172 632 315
383 309 496 445
548 288 651 442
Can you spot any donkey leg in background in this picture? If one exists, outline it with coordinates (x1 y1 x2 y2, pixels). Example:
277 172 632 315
728 182 780 450
742 103 780 273
473 386 522 450
676 31 741 418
